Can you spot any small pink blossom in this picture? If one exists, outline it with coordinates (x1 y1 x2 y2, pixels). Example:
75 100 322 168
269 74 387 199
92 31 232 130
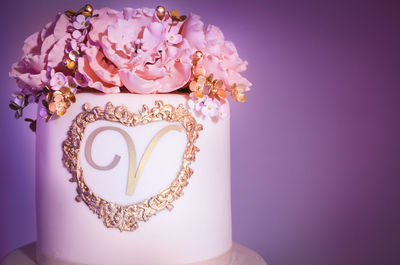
49 72 67 90
188 92 207 112
72 28 88 42
217 103 230 120
73 15 89 30
166 26 182 44
201 97 220 117
72 30 82 39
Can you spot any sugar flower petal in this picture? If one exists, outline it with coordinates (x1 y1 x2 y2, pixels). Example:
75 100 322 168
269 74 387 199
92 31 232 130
119 68 160 93
181 13 206 49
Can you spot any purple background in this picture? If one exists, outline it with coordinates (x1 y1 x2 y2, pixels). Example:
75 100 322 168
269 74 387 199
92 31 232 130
1 0 399 264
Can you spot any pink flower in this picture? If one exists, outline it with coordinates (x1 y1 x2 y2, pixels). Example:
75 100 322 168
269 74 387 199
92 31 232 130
195 25 252 91
10 13 71 91
166 26 182 44
11 6 250 97
72 15 89 30
78 8 192 94
72 29 83 40
50 72 67 90
201 97 220 116
188 92 207 112
217 103 230 120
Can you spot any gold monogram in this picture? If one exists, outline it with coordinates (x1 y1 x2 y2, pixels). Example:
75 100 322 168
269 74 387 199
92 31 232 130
84 124 184 196
62 101 202 231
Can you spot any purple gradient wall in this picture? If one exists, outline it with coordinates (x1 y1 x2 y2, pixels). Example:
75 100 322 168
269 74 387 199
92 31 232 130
1 0 399 264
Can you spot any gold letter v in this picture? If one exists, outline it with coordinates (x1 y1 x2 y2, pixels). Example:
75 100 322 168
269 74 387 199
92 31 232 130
84 124 184 196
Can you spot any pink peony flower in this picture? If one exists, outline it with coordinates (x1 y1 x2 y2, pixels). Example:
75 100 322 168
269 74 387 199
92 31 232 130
194 25 252 91
11 6 251 98
78 7 192 94
10 13 71 91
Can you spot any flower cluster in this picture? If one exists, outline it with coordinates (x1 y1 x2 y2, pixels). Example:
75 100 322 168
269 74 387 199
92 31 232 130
9 4 251 130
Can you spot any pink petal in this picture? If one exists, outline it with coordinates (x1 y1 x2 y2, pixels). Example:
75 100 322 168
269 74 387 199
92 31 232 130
10 63 44 89
156 61 191 93
76 14 86 24
72 30 82 39
119 69 160 93
226 70 252 91
53 14 70 40
141 22 165 52
100 36 131 68
198 55 228 82
107 19 139 50
181 14 205 50
47 36 69 69
85 46 121 86
40 34 57 55
40 20 56 42
136 64 166 79
22 32 41 56
89 8 122 43
77 56 120 93
24 54 45 73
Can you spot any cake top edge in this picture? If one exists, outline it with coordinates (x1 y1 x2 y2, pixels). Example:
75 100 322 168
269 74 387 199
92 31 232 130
9 4 251 131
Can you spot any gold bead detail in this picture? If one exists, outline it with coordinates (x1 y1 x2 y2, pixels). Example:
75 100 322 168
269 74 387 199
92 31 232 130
170 9 179 18
64 59 76 70
193 50 203 65
85 4 94 14
156 6 166 20
194 50 203 59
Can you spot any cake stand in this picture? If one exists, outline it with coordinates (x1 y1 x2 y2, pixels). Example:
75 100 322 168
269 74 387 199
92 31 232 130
1 242 267 265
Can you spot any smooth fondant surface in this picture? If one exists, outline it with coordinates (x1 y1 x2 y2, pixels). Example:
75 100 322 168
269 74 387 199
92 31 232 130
35 93 232 265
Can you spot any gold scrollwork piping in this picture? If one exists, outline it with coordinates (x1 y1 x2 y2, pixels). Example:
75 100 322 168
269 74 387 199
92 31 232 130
62 100 203 232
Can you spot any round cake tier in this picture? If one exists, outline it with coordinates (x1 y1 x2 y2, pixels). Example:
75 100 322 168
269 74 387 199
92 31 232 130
0 242 267 265
35 93 232 265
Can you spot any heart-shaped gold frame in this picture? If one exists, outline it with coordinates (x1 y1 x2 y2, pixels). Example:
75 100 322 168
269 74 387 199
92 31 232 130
62 100 203 231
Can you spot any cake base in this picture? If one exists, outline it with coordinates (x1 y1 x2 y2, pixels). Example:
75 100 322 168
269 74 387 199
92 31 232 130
1 242 266 265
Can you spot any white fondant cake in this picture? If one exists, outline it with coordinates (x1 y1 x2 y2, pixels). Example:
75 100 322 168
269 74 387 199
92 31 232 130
9 4 253 265
35 93 232 265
